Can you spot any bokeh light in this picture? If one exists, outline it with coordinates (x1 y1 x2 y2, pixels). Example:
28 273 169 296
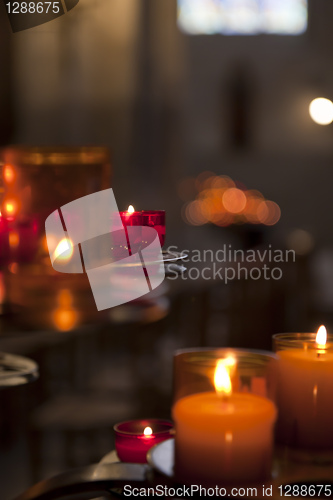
286 229 314 255
257 200 281 226
309 98 333 125
53 289 78 332
9 231 19 248
3 198 19 218
222 188 247 214
3 165 16 184
179 172 281 228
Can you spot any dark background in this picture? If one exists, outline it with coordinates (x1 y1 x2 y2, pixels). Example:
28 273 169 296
0 1 332 498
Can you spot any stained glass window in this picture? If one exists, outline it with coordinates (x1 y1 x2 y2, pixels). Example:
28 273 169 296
177 0 307 35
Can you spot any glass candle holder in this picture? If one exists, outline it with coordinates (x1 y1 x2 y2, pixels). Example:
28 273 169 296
172 348 277 486
0 146 111 264
273 332 333 463
119 210 143 255
114 419 173 463
141 210 165 247
1 146 110 220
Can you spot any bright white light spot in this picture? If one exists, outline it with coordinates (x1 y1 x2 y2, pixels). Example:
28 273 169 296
316 325 327 346
214 360 232 395
177 0 307 35
53 238 74 262
309 98 333 126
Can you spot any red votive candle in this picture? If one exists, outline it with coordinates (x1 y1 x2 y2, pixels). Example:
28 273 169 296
114 419 173 463
141 210 165 247
117 207 142 255
0 216 39 264
0 216 10 265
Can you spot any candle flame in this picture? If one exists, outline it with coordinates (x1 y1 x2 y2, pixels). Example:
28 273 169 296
127 205 135 213
143 426 152 436
3 165 16 184
214 360 232 395
9 231 19 248
4 199 18 217
316 325 327 346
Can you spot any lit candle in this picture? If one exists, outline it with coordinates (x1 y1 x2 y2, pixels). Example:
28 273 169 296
141 210 165 247
114 419 173 463
0 216 39 264
274 326 333 451
172 359 277 485
117 205 143 255
119 205 143 228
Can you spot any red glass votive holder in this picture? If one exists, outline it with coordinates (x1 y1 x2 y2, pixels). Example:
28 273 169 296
114 419 173 463
119 210 142 255
0 216 39 265
141 210 165 247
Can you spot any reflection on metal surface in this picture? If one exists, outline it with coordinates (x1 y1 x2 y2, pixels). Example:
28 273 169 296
53 289 78 332
0 352 39 388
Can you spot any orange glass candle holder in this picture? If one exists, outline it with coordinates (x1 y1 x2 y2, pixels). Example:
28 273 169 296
172 348 277 486
273 331 333 462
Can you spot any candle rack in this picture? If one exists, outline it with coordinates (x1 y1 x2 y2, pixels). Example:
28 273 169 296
13 439 333 500
0 352 39 388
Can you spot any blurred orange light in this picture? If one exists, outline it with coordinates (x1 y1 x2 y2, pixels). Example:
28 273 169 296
9 231 19 248
3 165 16 184
257 200 281 226
4 199 18 217
184 200 208 225
195 171 216 191
57 289 74 308
53 308 78 332
222 188 247 214
212 176 235 190
8 262 19 274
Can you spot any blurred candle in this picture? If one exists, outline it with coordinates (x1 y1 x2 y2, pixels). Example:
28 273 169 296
173 360 277 485
274 326 333 450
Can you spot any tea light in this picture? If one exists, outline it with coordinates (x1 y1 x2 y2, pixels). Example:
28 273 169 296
274 326 333 451
119 205 143 228
0 216 39 264
119 207 165 248
173 358 277 485
142 210 165 247
114 419 173 463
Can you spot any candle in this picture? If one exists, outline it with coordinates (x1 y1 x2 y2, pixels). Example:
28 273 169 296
114 419 173 463
118 207 166 249
172 359 277 485
141 210 165 247
118 205 143 255
274 327 333 452
0 216 39 264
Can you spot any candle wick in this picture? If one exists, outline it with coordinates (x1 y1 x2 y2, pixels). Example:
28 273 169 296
317 352 320 358
220 393 229 403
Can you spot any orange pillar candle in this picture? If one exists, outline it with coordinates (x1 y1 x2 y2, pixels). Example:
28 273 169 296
274 326 333 451
172 360 277 485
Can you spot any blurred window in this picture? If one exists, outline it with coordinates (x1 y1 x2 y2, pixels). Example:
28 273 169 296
177 0 307 35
